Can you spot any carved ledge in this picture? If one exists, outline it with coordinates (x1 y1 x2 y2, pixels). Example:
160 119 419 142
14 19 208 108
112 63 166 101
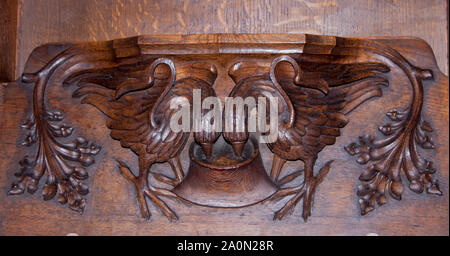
7 33 445 222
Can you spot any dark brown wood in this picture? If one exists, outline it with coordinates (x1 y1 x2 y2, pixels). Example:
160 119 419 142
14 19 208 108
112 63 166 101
2 34 448 231
0 0 18 81
0 1 448 236
1 0 447 83
173 136 277 208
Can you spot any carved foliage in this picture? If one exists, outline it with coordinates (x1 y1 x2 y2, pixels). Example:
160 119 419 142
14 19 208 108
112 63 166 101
10 110 100 213
345 107 442 215
7 44 113 213
7 34 444 221
342 40 443 214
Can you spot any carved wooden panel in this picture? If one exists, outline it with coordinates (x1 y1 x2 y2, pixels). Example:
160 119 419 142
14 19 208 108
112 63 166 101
0 34 448 235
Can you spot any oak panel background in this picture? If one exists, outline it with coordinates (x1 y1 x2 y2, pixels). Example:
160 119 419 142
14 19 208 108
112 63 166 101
0 0 448 236
0 0 18 81
0 0 448 81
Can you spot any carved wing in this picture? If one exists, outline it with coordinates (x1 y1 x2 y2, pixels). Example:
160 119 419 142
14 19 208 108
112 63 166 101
71 59 173 158
66 57 219 220
71 59 219 160
225 55 390 159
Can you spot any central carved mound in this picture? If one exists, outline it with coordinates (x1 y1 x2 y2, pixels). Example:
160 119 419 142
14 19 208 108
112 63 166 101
173 136 278 208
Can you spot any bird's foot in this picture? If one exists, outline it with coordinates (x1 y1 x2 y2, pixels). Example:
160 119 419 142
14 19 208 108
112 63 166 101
271 185 305 220
152 172 182 187
277 169 303 186
271 161 332 222
117 160 179 221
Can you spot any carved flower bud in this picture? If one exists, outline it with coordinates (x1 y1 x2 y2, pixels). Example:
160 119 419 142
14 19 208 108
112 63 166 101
19 156 33 168
420 120 433 132
420 135 434 149
26 178 38 194
46 174 56 185
409 180 424 194
377 194 387 205
356 153 371 164
57 183 67 195
73 166 88 180
60 126 74 137
47 110 64 121
21 118 35 130
389 180 403 200
424 160 436 174
22 133 37 146
78 199 86 212
368 194 377 208
88 144 101 155
42 183 57 201
57 194 67 205
77 183 89 195
8 183 25 195
426 180 442 195
359 166 377 181
386 109 405 121
360 201 374 215
421 173 432 184
379 123 395 135
75 137 87 147
67 191 76 206
79 154 94 166
357 184 369 197
359 134 373 144
69 176 80 188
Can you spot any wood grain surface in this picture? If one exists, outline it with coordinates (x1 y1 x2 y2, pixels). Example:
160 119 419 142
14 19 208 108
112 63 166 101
0 0 448 81
0 1 448 236
0 35 448 236
0 0 18 81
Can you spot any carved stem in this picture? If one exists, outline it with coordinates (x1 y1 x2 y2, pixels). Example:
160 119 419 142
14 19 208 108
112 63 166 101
344 39 440 214
10 47 102 212
360 39 432 133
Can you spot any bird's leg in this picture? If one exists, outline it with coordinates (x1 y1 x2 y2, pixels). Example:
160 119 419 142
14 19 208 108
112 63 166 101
117 158 151 219
117 158 178 221
270 155 287 182
271 157 332 222
153 156 185 187
301 158 332 221
269 155 303 186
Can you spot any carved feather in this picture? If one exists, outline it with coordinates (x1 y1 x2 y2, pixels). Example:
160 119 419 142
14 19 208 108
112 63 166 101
226 55 390 160
70 60 219 161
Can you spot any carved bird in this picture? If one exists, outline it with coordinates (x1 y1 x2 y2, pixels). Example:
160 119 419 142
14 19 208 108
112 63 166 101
70 58 220 220
224 55 390 221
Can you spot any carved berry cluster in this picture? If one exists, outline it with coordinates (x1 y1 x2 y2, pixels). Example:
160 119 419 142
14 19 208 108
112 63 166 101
9 110 100 213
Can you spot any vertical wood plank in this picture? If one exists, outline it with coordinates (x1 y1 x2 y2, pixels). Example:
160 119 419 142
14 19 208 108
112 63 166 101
0 0 19 82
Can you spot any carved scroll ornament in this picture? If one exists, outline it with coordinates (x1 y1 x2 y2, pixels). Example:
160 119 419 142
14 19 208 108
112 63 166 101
7 34 444 222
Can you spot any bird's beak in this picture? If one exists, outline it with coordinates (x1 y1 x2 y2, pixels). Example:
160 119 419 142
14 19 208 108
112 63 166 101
200 143 213 159
231 142 245 158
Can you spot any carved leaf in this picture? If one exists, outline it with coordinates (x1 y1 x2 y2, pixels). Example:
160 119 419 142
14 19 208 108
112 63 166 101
9 110 100 213
345 107 442 215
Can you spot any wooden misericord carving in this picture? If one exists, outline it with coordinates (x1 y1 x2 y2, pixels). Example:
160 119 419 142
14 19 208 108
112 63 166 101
7 34 444 221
